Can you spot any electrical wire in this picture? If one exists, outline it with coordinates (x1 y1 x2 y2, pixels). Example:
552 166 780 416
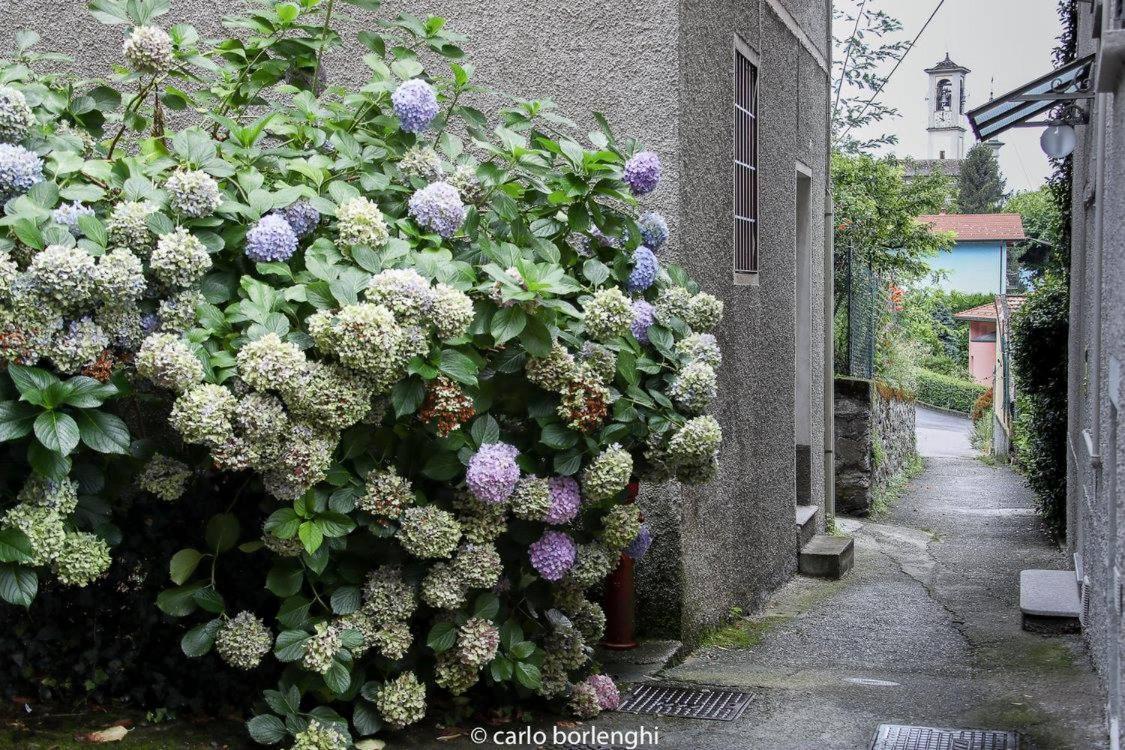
839 0 949 143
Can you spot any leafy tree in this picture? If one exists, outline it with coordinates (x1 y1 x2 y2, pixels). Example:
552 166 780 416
1004 187 1062 284
957 144 1008 213
832 1 910 153
832 151 957 280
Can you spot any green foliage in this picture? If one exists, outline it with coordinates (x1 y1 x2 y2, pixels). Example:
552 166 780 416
957 144 1008 214
897 286 992 378
1004 188 1062 284
831 2 911 152
1010 274 1069 537
915 369 987 414
832 152 957 280
0 0 725 743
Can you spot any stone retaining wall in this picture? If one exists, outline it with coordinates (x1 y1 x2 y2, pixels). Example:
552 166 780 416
835 377 917 515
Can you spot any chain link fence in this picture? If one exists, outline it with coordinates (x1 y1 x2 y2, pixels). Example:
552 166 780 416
834 244 885 380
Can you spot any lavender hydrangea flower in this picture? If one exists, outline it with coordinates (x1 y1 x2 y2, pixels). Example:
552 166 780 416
631 299 655 343
52 202 95 236
0 143 43 199
465 442 520 504
245 214 298 262
278 200 320 238
545 476 581 525
624 522 652 560
585 674 621 710
408 181 466 238
638 212 669 250
529 530 577 581
392 79 439 133
623 151 661 195
627 246 658 292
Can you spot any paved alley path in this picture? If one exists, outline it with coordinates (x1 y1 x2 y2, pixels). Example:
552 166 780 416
405 408 1105 750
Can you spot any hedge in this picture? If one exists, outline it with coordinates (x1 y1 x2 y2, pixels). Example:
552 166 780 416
916 369 988 414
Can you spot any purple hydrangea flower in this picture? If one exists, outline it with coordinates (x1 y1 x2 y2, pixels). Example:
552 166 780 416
408 181 466 238
466 442 520 504
545 476 581 525
529 530 577 581
590 226 621 249
52 202 95 236
627 246 659 292
392 79 439 133
0 143 43 199
278 200 320 238
631 300 655 343
245 214 298 262
585 674 621 710
140 313 160 333
624 522 652 560
623 151 661 196
638 212 669 250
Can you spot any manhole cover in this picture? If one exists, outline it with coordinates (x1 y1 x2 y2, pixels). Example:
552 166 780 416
616 683 753 721
871 724 1021 750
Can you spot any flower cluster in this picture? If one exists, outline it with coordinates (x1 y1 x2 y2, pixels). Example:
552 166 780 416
392 79 439 133
0 87 34 143
215 611 273 670
631 300 655 344
408 182 466 238
358 468 414 518
465 442 520 504
669 361 718 415
627 246 659 292
530 530 577 581
584 288 632 343
150 228 212 288
137 454 193 502
123 25 174 74
545 476 581 525
397 506 462 559
245 215 298 262
166 170 222 218
278 200 320 238
623 151 661 195
399 145 443 181
336 196 389 248
418 376 475 436
54 531 111 587
375 672 427 729
582 445 633 501
638 211 669 250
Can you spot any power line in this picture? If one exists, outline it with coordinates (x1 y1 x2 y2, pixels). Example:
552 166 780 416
833 0 870 118
839 0 949 143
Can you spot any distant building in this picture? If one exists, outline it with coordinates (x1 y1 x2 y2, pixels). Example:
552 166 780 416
916 213 1027 294
902 54 980 185
952 301 1000 386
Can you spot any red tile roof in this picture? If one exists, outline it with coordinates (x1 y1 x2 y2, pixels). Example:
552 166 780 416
953 295 1027 321
916 213 1026 241
952 301 998 321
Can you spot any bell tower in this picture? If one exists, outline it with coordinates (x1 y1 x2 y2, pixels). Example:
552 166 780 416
925 53 970 161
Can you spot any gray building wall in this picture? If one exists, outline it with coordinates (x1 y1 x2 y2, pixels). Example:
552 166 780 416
1068 3 1125 745
0 0 832 644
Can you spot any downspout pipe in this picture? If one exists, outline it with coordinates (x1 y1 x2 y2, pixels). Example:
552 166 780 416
824 193 836 522
1089 3 1107 474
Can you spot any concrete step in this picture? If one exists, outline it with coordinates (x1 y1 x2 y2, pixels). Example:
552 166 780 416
799 534 854 579
796 504 819 549
1020 569 1081 634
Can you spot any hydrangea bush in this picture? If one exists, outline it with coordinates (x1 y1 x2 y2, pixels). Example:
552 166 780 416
0 0 724 746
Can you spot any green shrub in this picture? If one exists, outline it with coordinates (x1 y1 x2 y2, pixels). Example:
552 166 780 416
0 2 725 744
1010 274 1069 537
915 369 987 413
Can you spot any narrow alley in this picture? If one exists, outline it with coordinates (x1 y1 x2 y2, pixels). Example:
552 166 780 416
584 407 1106 749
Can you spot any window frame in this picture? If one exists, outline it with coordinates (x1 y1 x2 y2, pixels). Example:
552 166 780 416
733 35 760 284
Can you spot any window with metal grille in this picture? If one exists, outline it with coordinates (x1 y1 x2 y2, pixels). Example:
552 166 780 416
734 39 759 276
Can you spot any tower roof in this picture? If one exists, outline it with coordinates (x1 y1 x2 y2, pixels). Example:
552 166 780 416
926 53 971 75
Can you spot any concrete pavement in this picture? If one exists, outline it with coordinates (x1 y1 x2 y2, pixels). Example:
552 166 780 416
916 405 974 458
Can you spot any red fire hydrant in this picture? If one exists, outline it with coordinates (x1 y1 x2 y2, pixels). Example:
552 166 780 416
602 480 639 650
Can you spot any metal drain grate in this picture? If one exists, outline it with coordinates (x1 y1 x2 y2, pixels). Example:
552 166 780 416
616 683 753 721
871 724 1021 750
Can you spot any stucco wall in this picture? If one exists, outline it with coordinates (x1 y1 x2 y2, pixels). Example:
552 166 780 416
0 0 831 645
1068 4 1125 745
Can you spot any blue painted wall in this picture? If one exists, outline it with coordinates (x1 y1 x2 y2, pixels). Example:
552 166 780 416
926 241 1007 294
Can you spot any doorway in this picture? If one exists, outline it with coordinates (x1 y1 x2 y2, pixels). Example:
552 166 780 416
795 163 814 506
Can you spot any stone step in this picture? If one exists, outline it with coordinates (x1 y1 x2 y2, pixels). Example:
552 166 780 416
796 504 819 549
1020 569 1081 634
799 534 854 579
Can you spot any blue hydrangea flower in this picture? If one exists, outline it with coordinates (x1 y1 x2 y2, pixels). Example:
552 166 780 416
52 202 95 236
408 181 466 238
627 246 659 292
278 200 320 238
623 151 661 196
245 214 298 262
392 79 439 133
638 212 669 250
624 522 652 559
0 143 43 200
631 300 655 343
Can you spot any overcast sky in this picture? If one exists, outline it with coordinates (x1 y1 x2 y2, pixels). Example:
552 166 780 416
839 0 1062 193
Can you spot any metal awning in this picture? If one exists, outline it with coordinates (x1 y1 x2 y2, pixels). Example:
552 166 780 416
967 55 1095 141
